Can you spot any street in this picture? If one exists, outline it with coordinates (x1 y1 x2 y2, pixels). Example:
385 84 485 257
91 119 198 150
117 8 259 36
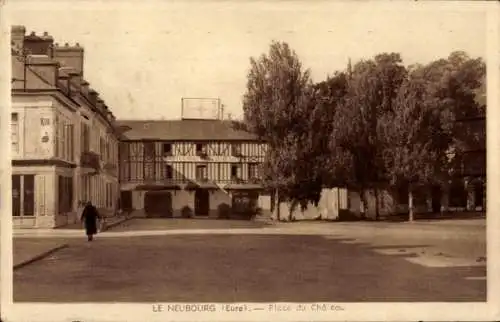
13 219 486 302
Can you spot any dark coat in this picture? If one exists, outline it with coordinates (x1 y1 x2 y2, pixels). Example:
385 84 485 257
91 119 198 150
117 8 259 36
81 205 101 235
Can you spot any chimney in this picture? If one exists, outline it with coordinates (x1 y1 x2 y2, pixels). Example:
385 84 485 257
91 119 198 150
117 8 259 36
25 55 59 88
11 25 26 52
52 42 84 76
23 31 54 56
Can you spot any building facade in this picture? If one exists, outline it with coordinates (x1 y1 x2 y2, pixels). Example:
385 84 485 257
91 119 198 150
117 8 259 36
118 119 271 218
11 26 120 228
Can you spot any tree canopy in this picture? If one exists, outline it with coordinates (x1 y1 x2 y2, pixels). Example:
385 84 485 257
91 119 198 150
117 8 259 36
242 41 485 220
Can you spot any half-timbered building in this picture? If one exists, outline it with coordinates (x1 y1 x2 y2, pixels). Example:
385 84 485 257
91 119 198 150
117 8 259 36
118 119 270 218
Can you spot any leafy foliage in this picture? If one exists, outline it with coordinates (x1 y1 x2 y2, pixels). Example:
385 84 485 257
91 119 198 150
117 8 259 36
243 41 320 204
378 52 485 219
242 41 485 218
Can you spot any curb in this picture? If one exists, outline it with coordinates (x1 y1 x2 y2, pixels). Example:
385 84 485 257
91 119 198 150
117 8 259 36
101 216 132 232
14 244 69 270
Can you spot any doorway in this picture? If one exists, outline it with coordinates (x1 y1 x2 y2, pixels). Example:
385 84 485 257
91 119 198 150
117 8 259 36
120 190 133 211
194 189 210 216
144 191 173 217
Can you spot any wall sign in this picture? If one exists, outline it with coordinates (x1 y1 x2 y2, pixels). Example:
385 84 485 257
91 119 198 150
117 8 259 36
40 116 54 155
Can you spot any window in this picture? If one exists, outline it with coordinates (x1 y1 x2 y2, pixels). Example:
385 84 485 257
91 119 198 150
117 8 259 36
68 124 74 162
11 113 19 153
106 141 111 162
144 142 155 159
58 176 73 213
232 143 242 156
248 163 259 179
196 165 207 181
82 124 90 152
24 175 35 216
162 143 172 156
58 119 66 159
231 164 240 178
12 174 35 217
82 175 90 202
143 143 156 181
99 137 106 160
196 143 207 155
105 183 113 208
12 175 20 217
165 165 173 179
119 142 130 160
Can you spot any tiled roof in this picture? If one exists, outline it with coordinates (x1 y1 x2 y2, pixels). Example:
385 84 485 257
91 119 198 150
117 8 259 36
116 119 261 141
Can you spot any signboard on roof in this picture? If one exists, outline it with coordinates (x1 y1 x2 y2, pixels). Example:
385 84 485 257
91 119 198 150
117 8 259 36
181 97 221 120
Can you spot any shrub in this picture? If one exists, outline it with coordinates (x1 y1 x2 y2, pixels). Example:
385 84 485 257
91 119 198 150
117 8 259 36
217 203 231 219
181 206 193 218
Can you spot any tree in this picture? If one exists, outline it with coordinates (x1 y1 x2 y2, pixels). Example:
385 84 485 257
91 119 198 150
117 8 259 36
379 51 484 221
330 53 407 220
379 73 451 221
242 41 312 220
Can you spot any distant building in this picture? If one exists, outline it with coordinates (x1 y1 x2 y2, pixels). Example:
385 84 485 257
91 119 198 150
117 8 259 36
11 26 120 228
117 118 271 218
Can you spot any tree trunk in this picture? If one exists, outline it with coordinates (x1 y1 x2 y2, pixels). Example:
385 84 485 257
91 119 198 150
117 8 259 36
337 187 341 218
374 187 380 221
359 188 368 220
408 189 414 222
275 187 280 221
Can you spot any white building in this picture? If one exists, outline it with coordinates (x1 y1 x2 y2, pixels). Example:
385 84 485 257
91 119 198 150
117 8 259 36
11 26 120 228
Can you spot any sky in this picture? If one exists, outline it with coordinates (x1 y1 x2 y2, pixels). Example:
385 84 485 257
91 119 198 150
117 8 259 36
7 0 488 120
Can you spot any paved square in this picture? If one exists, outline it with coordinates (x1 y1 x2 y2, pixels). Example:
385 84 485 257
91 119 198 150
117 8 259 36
14 229 485 302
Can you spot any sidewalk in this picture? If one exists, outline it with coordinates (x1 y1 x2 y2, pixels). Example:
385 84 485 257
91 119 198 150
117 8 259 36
58 213 131 230
13 238 69 269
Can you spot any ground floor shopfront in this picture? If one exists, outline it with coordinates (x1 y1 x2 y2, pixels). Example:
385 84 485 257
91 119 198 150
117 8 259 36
120 184 272 219
12 163 119 228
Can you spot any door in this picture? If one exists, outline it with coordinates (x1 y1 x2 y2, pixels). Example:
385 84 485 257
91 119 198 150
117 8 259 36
194 189 210 216
120 190 133 211
144 191 172 217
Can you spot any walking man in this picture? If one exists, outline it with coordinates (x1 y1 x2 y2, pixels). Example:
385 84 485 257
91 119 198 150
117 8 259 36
81 201 101 241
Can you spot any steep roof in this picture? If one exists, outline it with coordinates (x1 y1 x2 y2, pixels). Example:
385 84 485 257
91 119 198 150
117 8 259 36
116 119 261 141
